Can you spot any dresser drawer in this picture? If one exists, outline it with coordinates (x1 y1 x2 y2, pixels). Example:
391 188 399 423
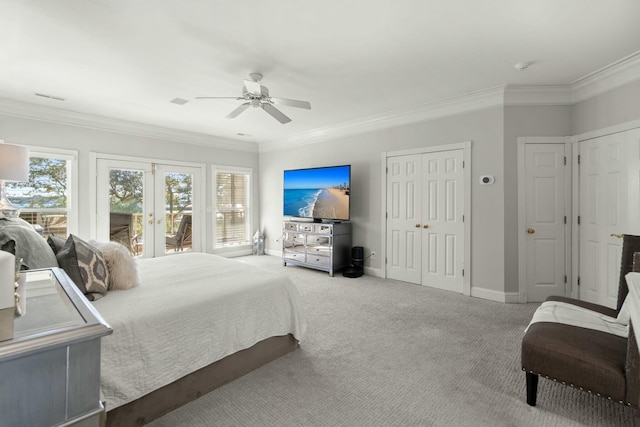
306 254 330 267
308 236 330 244
284 222 298 231
306 245 331 257
283 252 306 263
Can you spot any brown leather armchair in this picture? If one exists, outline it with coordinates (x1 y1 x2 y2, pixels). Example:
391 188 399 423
521 234 640 408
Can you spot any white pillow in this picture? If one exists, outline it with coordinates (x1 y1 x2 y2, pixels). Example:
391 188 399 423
89 240 139 290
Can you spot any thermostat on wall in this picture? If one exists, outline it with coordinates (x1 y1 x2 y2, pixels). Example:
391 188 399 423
479 175 495 185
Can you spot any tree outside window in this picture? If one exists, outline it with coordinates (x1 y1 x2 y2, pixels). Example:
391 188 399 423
7 157 71 237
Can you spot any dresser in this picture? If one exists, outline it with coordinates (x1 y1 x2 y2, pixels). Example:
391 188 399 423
282 221 352 276
0 268 112 427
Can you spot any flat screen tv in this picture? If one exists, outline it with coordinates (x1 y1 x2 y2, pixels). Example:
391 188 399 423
283 165 351 222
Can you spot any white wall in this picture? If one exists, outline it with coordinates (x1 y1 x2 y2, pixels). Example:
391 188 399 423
260 107 508 294
0 113 260 253
572 80 640 135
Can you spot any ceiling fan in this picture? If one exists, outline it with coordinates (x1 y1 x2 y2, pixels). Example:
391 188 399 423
195 73 311 124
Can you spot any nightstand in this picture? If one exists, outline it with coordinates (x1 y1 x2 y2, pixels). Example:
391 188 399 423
0 268 112 427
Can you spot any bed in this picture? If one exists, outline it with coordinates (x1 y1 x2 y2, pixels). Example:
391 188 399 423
92 252 306 426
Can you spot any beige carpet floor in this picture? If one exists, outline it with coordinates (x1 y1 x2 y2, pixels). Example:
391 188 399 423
148 255 638 426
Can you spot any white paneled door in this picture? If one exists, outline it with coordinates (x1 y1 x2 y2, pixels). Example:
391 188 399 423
422 150 464 293
386 155 422 284
386 149 465 293
578 129 640 308
523 144 567 302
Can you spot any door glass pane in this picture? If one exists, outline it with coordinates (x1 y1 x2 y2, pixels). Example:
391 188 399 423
109 169 144 256
165 172 193 253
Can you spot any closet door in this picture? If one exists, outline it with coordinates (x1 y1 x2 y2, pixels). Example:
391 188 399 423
386 149 465 293
421 150 464 293
578 129 640 308
386 155 422 284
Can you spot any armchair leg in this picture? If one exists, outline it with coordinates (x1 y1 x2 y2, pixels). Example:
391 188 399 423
526 372 538 406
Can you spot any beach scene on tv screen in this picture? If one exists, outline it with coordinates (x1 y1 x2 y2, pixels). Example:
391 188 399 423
283 166 350 220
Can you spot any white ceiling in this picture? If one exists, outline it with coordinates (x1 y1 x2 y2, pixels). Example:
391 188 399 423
2 1 640 146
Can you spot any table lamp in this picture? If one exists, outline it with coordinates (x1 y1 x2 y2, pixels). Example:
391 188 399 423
0 141 29 218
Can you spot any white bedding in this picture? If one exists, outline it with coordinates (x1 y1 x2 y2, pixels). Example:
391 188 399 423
93 252 306 410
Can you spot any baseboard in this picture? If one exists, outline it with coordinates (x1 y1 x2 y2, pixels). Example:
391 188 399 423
363 266 384 278
210 246 253 258
265 248 282 257
471 287 520 303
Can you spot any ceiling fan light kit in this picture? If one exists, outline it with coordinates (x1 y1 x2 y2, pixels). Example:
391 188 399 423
195 73 311 124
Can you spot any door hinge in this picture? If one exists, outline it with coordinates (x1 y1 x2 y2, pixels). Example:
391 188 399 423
151 162 156 175
462 269 464 277
577 216 581 225
386 212 388 219
462 214 465 222
564 156 567 165
577 276 580 286
386 167 388 174
385 257 388 264
564 215 567 224
577 155 581 164
564 275 567 284
462 161 465 168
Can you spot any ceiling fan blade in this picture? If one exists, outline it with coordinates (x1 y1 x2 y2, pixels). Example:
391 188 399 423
226 102 250 119
262 103 291 124
270 98 311 109
243 79 263 97
195 96 241 100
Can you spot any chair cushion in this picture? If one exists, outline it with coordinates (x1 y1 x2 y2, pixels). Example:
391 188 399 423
522 322 627 402
544 295 618 317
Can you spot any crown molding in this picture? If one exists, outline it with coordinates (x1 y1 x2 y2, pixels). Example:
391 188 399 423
503 85 572 106
0 98 258 153
264 52 640 152
260 86 506 152
571 50 640 104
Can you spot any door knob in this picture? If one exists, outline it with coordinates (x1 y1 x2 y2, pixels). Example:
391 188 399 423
527 228 535 234
415 224 420 228
157 220 161 224
148 220 153 224
610 233 624 239
423 224 429 228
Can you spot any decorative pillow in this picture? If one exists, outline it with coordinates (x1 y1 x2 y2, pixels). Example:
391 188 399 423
0 217 58 270
47 235 66 255
89 240 139 290
56 235 109 300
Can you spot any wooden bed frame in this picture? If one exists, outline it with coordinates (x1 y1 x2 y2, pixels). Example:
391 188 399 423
105 334 298 426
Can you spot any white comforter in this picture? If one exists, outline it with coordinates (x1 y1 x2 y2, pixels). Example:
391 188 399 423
93 253 306 410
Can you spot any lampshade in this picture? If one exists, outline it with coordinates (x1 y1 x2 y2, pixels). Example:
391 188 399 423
0 143 29 182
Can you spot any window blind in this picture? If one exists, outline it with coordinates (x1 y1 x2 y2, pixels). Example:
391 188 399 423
216 172 249 245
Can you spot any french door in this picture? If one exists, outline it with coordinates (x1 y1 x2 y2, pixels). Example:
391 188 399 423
96 159 203 258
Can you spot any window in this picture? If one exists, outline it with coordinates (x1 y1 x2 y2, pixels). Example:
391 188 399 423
213 166 251 247
6 148 77 237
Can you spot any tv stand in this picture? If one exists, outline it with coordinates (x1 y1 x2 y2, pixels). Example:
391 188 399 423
282 221 352 276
